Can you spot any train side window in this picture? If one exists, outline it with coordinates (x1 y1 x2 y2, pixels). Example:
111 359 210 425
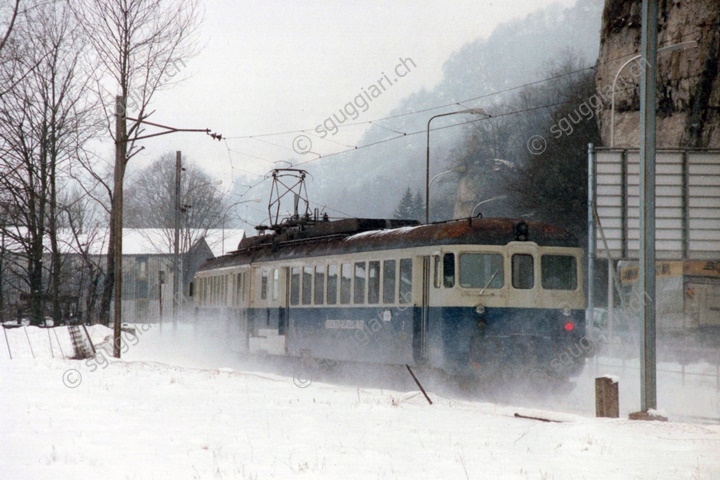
443 253 455 288
399 258 412 304
382 260 396 304
354 262 366 304
272 269 279 300
368 261 380 304
340 263 352 304
261 269 268 300
541 255 577 290
512 254 534 289
302 266 313 305
327 264 338 305
290 267 301 305
314 265 325 305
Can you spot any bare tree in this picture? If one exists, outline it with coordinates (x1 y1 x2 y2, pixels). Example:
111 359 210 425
124 152 229 254
67 0 201 326
0 0 20 94
0 1 97 324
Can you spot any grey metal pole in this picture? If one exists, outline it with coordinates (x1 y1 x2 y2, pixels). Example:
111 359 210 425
587 143 596 329
639 0 658 413
173 151 181 329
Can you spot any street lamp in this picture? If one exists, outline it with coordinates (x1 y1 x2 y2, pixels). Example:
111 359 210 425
609 41 696 148
426 108 488 223
470 195 507 217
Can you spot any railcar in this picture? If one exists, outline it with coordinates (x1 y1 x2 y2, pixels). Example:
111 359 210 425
193 216 587 383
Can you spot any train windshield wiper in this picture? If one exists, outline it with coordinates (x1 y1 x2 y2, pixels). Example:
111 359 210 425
479 268 500 295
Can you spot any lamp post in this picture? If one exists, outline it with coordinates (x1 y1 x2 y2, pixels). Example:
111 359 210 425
470 195 507 217
426 109 488 223
219 198 261 255
609 41 696 148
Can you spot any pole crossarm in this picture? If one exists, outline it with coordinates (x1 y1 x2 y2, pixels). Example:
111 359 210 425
124 117 223 141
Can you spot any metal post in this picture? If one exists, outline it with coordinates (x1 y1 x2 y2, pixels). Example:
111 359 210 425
638 0 658 413
608 259 615 341
587 143 596 328
173 151 181 329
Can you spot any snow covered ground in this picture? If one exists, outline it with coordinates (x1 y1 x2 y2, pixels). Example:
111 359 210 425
1 323 719 479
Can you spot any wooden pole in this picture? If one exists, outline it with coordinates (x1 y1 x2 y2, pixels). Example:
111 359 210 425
406 364 432 405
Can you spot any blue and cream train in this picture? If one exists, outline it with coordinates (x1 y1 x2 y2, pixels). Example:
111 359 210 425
193 217 588 381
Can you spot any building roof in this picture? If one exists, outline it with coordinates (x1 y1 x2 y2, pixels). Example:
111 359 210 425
0 227 245 258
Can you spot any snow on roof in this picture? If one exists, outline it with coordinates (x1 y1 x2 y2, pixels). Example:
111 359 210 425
0 227 245 257
202 229 246 257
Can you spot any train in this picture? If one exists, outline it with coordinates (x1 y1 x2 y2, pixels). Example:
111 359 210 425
193 214 589 384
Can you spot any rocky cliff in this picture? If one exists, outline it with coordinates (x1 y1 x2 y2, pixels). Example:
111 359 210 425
595 0 720 148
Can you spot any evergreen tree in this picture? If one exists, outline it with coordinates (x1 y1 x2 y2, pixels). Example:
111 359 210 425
393 187 416 220
412 191 424 222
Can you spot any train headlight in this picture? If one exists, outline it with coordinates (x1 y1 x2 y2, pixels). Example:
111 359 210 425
475 305 485 315
562 307 572 317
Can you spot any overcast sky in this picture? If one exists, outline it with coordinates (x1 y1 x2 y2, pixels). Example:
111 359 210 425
126 0 578 194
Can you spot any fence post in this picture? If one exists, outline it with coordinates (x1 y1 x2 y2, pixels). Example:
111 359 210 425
595 376 619 418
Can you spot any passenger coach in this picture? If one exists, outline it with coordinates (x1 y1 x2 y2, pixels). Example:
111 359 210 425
194 216 587 382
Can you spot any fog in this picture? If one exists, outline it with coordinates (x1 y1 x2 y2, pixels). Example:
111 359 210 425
122 314 719 424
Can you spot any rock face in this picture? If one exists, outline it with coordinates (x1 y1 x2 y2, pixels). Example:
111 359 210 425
595 0 720 148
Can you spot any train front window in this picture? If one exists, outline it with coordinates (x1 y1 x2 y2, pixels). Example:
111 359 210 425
512 254 534 289
459 253 503 289
541 255 577 290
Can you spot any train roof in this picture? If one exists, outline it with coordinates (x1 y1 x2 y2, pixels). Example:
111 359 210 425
196 217 579 273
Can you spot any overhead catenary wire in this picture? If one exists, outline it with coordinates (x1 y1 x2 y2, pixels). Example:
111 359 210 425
223 30 704 196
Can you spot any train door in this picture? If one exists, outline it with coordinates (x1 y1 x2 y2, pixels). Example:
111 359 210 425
412 255 430 364
506 243 540 310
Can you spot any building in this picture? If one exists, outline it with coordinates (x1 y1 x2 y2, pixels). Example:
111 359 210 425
0 228 245 324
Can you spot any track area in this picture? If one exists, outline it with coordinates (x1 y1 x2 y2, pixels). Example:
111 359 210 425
2 323 719 479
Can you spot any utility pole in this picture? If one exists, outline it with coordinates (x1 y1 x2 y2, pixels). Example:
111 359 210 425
110 111 221 357
633 0 660 419
173 151 182 330
113 95 126 358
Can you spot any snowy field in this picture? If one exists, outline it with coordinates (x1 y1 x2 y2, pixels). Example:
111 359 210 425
1 323 719 479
